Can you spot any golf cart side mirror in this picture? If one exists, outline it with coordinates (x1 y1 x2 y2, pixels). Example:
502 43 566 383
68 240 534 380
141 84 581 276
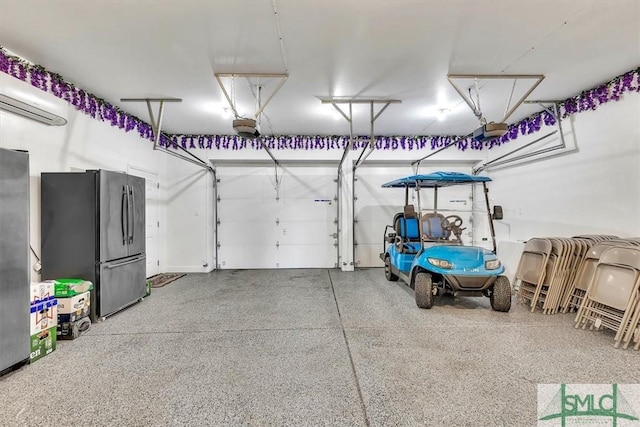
492 205 503 220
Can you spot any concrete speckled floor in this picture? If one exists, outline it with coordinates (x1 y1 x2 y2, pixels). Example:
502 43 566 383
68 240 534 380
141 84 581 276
1 268 638 426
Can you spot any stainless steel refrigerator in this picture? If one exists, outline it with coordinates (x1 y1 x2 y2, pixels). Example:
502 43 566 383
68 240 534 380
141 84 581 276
0 148 30 372
41 170 146 321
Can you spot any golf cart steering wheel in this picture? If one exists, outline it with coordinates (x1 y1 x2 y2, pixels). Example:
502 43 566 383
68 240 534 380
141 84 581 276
441 215 463 231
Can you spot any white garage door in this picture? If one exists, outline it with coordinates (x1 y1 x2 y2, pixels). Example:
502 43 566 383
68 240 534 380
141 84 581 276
216 165 338 269
354 164 475 268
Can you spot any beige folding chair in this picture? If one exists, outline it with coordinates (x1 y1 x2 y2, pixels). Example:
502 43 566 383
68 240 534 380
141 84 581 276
558 238 591 311
541 239 566 314
545 238 586 315
574 246 640 348
562 241 636 313
572 235 619 244
620 289 640 349
515 238 552 310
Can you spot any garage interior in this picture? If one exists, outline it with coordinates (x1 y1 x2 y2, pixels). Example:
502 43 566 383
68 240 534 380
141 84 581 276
0 1 639 426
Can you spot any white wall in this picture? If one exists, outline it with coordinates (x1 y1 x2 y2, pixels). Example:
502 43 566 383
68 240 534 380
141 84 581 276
172 93 639 272
5 67 638 275
487 93 640 241
486 93 640 281
0 73 169 280
161 153 214 273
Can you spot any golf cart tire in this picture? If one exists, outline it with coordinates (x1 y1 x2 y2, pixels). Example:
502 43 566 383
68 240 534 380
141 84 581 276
414 272 434 309
384 257 399 281
490 275 512 312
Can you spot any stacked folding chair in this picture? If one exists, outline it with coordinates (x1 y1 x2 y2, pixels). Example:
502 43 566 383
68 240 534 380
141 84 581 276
562 239 640 313
515 238 552 311
574 245 640 350
542 238 592 314
517 238 587 313
572 234 619 243
623 290 640 350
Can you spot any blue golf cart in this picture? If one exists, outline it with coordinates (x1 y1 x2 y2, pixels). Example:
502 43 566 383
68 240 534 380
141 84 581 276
380 171 511 311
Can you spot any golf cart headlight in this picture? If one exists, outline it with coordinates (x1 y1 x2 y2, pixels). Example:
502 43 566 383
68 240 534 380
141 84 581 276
428 258 452 269
485 259 501 270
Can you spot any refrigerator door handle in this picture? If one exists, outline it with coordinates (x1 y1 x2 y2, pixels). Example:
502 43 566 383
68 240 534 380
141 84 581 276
121 185 128 244
129 185 135 244
106 255 146 269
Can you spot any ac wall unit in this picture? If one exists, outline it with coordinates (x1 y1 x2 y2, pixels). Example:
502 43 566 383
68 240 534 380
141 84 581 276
0 93 67 126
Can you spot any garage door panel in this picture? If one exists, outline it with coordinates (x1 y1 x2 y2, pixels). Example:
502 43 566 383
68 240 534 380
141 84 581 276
355 204 401 222
278 221 335 245
356 244 385 268
277 199 335 222
280 172 335 200
218 245 278 269
218 199 279 223
355 220 389 245
276 245 336 269
218 222 280 245
218 173 277 200
217 167 336 269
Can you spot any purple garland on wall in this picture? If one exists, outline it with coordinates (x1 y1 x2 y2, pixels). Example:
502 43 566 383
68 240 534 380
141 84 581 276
164 134 484 151
0 47 172 148
1 47 638 152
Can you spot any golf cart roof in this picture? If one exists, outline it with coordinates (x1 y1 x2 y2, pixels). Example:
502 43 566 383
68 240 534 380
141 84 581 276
381 172 491 188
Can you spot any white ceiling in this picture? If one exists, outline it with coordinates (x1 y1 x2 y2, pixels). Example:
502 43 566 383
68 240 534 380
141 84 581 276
0 0 638 137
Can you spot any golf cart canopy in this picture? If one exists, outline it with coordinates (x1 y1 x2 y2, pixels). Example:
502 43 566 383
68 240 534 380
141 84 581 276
381 172 491 188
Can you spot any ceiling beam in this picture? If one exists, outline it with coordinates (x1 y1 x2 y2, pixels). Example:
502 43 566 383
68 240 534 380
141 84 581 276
121 97 213 172
447 74 545 123
120 97 182 150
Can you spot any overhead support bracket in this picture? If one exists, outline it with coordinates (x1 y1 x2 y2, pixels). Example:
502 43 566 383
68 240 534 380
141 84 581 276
317 97 401 172
524 100 564 120
121 97 213 173
447 74 545 123
411 132 473 172
215 73 287 173
121 98 182 150
214 73 288 119
474 100 569 174
353 100 398 171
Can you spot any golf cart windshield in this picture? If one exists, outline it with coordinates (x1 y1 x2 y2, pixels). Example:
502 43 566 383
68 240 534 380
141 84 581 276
381 172 496 251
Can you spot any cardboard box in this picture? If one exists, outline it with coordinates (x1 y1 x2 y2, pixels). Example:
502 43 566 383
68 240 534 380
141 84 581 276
58 317 91 340
29 326 56 363
53 279 93 298
57 291 90 322
30 299 57 335
30 281 55 305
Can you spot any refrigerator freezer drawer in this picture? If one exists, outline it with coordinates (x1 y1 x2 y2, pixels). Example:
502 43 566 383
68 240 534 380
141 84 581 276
98 255 146 318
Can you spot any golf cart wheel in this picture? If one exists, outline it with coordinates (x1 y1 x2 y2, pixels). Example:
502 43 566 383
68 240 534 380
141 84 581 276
384 257 399 281
414 272 434 309
490 275 512 312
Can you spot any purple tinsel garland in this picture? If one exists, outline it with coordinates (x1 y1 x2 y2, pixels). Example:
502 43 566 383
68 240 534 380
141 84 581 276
0 47 638 152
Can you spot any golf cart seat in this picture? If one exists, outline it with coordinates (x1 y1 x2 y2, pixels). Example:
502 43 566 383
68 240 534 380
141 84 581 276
392 205 420 253
422 212 451 241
